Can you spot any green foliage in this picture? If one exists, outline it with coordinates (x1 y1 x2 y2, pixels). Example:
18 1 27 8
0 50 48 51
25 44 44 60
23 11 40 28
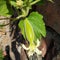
0 0 9 17
18 20 26 39
18 12 46 44
0 0 53 17
0 0 50 56
24 18 35 43
18 12 46 55
28 12 46 37
10 0 16 7
0 0 13 17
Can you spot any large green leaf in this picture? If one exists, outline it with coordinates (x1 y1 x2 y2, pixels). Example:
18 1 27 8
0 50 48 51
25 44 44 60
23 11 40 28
0 0 13 17
18 18 35 43
18 12 46 43
28 12 46 38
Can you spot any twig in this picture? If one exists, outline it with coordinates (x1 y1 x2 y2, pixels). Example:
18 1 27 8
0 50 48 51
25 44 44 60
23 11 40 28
16 7 30 20
0 23 10 28
30 0 40 6
0 17 16 20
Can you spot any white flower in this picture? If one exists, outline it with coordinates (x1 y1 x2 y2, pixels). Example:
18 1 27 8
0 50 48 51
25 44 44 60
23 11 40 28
21 39 42 57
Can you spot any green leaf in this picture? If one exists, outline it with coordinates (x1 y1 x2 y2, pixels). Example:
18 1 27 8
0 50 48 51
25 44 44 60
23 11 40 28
0 0 13 17
18 18 35 43
18 20 26 39
18 12 46 43
28 12 46 38
10 0 17 7
24 18 35 43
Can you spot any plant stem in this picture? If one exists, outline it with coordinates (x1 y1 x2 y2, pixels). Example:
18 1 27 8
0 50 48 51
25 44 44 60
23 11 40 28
30 0 40 6
0 17 16 20
0 23 10 27
16 7 30 20
0 7 29 21
0 0 40 21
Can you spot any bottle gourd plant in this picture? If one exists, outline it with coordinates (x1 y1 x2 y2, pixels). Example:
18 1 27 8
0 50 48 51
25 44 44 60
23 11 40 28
0 0 53 57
